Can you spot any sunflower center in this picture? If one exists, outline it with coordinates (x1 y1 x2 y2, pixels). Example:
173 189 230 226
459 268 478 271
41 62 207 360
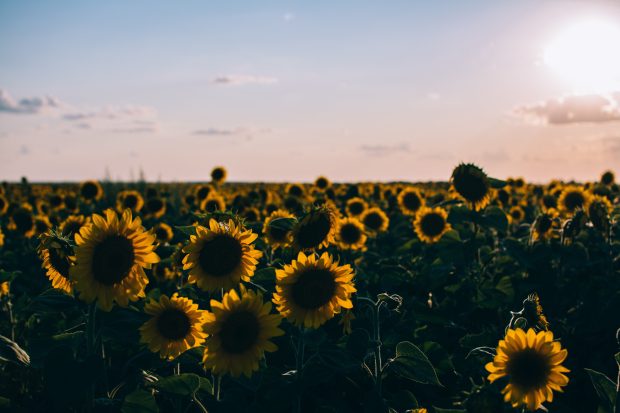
146 198 164 213
402 192 422 211
295 212 331 249
563 191 584 211
124 194 138 209
49 248 71 278
155 227 170 241
198 234 243 276
363 212 383 231
81 182 99 199
13 210 34 233
219 310 260 354
157 309 191 340
348 201 364 215
204 200 221 212
420 213 445 237
61 220 82 236
212 169 225 181
291 268 336 309
196 187 211 200
340 223 361 244
92 235 135 286
506 348 550 391
316 178 328 189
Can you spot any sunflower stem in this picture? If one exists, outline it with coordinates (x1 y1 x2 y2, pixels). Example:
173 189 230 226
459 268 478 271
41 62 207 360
215 375 222 401
85 301 97 412
295 328 306 413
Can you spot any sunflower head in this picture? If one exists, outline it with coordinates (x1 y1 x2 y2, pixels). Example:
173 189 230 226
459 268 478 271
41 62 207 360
558 185 591 214
117 190 144 213
587 195 612 232
0 281 9 298
263 210 295 250
601 170 615 185
398 188 425 216
79 180 104 203
0 195 9 215
194 184 214 202
8 204 36 238
60 214 89 238
413 206 451 244
70 209 160 311
273 251 356 328
450 163 491 210
314 176 331 190
38 230 75 294
486 328 569 411
153 222 174 244
345 197 368 217
201 193 226 213
144 196 167 219
139 293 208 360
360 207 390 234
508 206 526 224
202 286 283 378
336 217 367 250
531 211 557 241
182 219 262 292
293 205 337 251
211 166 227 184
521 293 550 331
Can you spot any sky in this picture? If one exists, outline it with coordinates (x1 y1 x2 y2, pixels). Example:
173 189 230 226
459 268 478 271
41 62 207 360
1 0 619 183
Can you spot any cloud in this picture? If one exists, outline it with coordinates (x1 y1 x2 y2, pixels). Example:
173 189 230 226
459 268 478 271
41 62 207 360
359 143 411 157
0 89 63 114
192 127 272 137
62 106 157 122
514 92 620 125
210 75 278 86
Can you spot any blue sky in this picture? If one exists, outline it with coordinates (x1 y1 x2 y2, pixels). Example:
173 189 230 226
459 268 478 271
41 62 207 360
1 0 619 182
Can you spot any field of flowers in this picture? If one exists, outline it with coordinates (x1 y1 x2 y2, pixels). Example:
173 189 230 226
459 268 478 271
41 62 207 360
0 164 618 413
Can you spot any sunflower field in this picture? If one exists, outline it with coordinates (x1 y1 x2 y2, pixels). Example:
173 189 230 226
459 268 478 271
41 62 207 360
0 164 619 413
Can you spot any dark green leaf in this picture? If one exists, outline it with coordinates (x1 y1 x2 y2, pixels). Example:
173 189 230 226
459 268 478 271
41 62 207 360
390 341 441 386
153 373 201 396
122 389 159 413
584 368 616 413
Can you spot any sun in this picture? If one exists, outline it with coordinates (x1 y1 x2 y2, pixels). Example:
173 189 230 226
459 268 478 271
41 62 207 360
544 18 620 93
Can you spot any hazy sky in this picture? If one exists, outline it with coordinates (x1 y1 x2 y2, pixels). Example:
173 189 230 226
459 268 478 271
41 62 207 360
1 0 619 182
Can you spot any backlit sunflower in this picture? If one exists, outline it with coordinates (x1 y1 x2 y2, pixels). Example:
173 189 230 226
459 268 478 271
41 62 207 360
361 207 390 234
70 209 160 311
139 293 208 360
79 180 104 203
557 185 591 215
211 166 227 184
398 188 425 216
37 232 75 294
413 206 451 244
345 197 368 217
116 190 144 213
273 251 356 328
336 217 367 250
153 222 174 244
486 328 569 411
451 163 491 210
531 210 558 241
202 286 284 378
522 293 550 332
292 206 337 251
263 209 295 249
182 219 262 292
201 193 226 213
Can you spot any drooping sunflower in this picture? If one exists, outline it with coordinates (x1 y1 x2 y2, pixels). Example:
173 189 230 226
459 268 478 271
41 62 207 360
485 328 569 411
37 232 75 294
263 209 295 249
200 193 226 213
79 180 104 203
70 209 160 311
211 166 227 184
587 195 613 231
360 207 390 234
153 222 174 244
139 293 208 360
413 206 451 244
398 187 425 216
522 293 550 331
292 206 338 251
345 197 368 217
202 286 283 378
116 190 144 213
450 163 491 210
60 214 90 238
336 217 367 250
531 210 558 241
557 185 591 215
273 251 356 328
182 219 262 292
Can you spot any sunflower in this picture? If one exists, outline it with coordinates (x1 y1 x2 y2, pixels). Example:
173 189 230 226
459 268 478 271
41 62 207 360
70 209 160 311
0 228 4 248
48 192 64 210
263 209 295 249
413 206 451 244
285 183 306 198
143 196 167 219
201 193 226 213
314 176 331 191
345 197 368 217
182 219 262 292
202 286 283 378
587 195 613 231
0 195 9 216
600 170 615 185
8 204 36 238
336 217 367 250
38 232 75 294
116 190 144 213
485 328 569 411
522 293 550 331
241 206 261 223
34 215 52 236
557 185 591 215
360 207 390 234
139 293 208 360
79 180 104 203
398 188 425 216
508 206 526 224
151 222 173 244
60 215 89 238
450 163 491 210
531 210 558 241
211 166 227 184
273 251 356 328
0 282 9 298
292 206 337 251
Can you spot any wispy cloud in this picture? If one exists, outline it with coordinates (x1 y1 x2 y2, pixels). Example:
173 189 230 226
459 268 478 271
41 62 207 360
62 106 157 121
359 143 411 157
210 75 278 86
514 92 620 125
192 127 272 137
0 88 63 114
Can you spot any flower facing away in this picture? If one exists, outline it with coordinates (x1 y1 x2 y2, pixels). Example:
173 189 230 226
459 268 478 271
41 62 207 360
38 231 75 294
70 209 160 311
273 251 356 328
139 293 208 360
202 286 283 378
451 163 491 210
486 328 569 411
182 219 262 293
